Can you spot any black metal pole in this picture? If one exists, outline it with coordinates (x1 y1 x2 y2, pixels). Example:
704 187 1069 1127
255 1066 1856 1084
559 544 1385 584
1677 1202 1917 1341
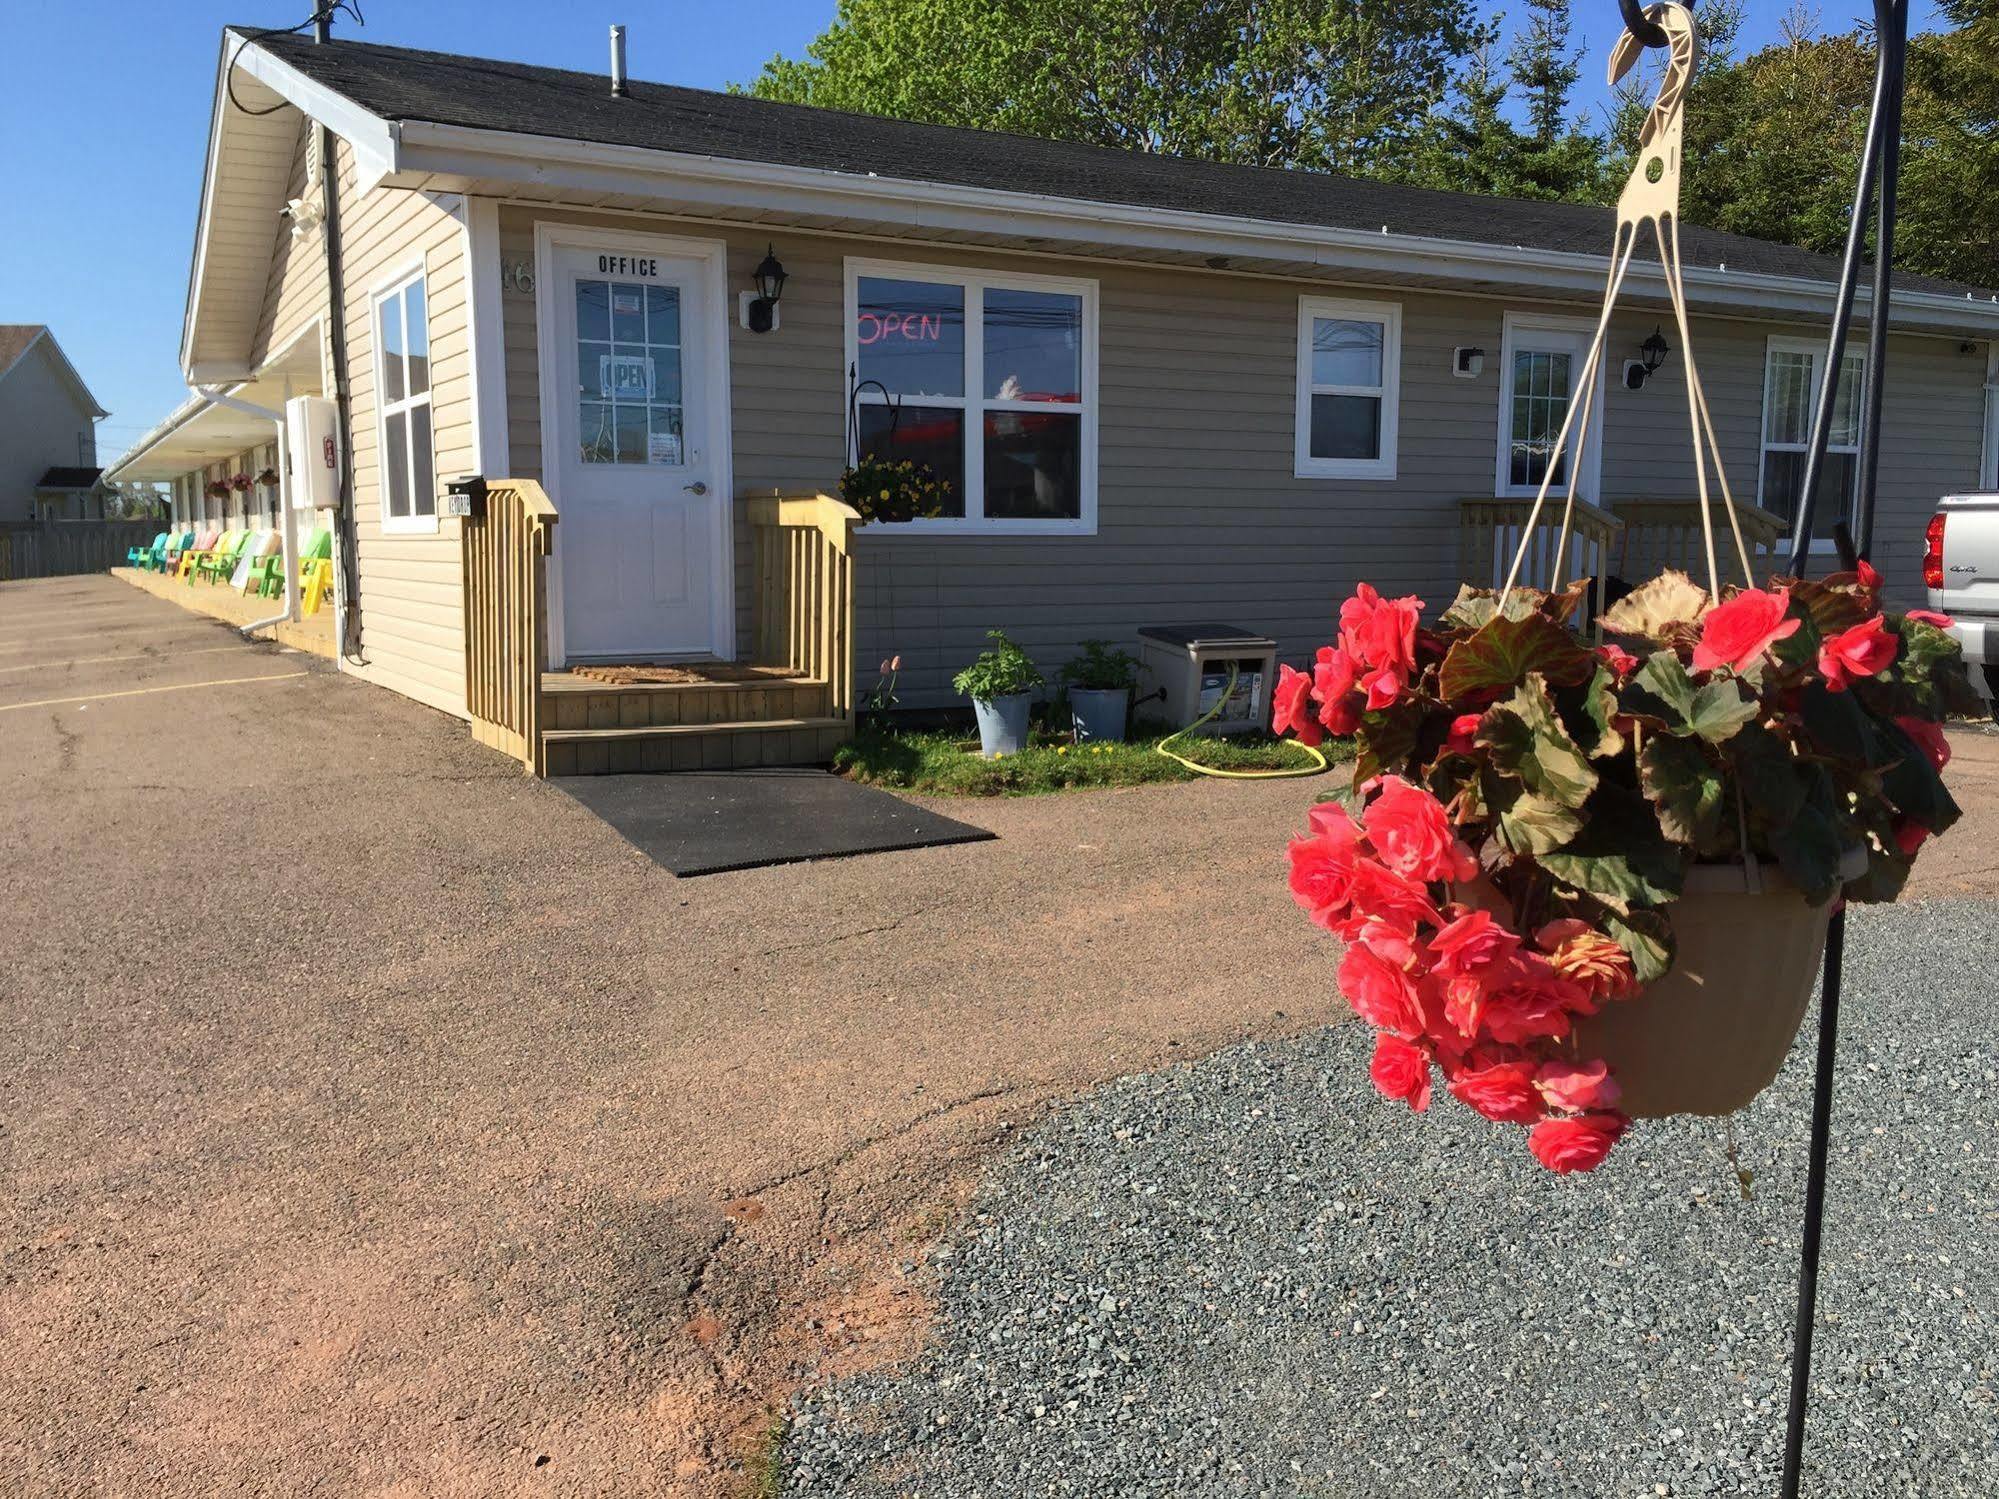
1777 5 1905 1495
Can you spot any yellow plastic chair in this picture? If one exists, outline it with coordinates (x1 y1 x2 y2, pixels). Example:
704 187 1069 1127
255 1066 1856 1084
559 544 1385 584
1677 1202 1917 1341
175 527 220 579
302 558 336 616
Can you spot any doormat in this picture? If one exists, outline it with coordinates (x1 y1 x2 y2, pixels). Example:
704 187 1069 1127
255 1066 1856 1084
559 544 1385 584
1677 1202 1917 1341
558 768 996 876
567 661 803 686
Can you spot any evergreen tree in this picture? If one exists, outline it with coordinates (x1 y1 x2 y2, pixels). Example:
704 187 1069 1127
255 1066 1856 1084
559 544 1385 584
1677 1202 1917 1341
1510 0 1581 145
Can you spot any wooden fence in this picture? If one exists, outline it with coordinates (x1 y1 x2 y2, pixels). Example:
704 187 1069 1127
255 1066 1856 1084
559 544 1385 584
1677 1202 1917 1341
460 479 558 775
0 519 160 581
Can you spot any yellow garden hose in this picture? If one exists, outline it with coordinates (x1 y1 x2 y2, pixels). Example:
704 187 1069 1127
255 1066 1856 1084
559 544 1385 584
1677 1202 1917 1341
1154 664 1329 780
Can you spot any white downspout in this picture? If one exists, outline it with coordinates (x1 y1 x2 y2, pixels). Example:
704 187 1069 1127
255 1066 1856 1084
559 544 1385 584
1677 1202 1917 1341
196 384 300 635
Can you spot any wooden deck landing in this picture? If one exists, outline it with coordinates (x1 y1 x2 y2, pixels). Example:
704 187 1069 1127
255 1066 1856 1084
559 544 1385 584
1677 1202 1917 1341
538 666 848 775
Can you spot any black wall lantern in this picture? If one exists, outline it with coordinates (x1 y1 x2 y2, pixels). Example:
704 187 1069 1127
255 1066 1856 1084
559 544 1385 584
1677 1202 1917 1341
746 244 787 333
1624 325 1673 389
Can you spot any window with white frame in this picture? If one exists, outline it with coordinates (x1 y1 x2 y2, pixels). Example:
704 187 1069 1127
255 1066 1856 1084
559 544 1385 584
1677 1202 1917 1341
845 260 1096 532
1759 336 1865 545
1295 297 1401 479
375 269 435 529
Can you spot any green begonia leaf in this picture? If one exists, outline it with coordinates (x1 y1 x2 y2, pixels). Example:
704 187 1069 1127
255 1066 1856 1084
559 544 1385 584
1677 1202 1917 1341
1626 651 1756 742
1477 673 1599 810
1599 906 1675 985
1537 786 1686 912
1640 735 1726 848
1439 612 1595 699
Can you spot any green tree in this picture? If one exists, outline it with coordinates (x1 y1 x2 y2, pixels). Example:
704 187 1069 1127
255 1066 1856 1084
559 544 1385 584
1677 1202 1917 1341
1899 0 1999 287
744 0 1493 174
1399 43 1530 197
1511 0 1580 144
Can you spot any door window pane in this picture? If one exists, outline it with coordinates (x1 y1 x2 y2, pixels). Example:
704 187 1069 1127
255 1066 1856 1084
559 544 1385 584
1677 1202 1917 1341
1508 349 1572 489
614 405 648 465
984 288 1082 402
857 403 965 516
580 403 614 464
855 277 965 398
610 283 645 344
1312 318 1384 388
648 406 684 466
985 410 1081 519
576 282 611 342
645 285 681 346
1311 393 1381 461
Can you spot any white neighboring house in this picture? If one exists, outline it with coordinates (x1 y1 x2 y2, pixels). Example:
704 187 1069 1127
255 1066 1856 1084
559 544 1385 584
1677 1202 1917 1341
0 324 109 520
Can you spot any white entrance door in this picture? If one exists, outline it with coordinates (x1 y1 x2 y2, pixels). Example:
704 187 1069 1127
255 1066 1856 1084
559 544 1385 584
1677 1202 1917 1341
550 243 722 660
1497 315 1603 501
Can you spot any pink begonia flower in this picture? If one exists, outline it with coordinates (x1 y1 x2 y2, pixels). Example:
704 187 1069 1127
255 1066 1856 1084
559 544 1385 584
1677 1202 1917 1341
1338 583 1422 675
1362 777 1479 886
1534 1058 1622 1113
1534 920 1636 1001
1447 1056 1545 1125
1817 615 1898 692
1335 856 1442 939
1271 663 1323 746
1904 608 1954 629
1596 643 1640 678
1692 586 1800 674
1445 712 1483 755
1337 941 1425 1038
1528 1113 1629 1174
1370 1033 1432 1112
1313 646 1363 734
1895 715 1952 772
1857 557 1883 591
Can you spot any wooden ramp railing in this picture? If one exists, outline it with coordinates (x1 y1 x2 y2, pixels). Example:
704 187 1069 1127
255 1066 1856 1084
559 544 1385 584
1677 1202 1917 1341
748 493 859 725
1613 498 1788 586
461 479 558 775
1458 496 1625 622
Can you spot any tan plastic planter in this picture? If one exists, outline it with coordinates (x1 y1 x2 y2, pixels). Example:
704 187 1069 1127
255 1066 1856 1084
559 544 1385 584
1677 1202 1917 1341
1572 860 1845 1120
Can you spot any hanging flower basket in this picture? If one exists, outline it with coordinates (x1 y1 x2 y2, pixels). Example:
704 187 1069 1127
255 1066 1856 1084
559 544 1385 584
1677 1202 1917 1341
204 480 230 500
1273 568 1975 1171
254 467 281 489
228 473 254 494
838 455 951 526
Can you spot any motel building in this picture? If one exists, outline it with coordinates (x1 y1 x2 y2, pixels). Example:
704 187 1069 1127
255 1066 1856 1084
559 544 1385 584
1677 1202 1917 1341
106 24 1999 776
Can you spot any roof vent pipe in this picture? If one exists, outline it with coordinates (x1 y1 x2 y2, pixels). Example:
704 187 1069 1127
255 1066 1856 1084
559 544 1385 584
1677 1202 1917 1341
610 25 629 97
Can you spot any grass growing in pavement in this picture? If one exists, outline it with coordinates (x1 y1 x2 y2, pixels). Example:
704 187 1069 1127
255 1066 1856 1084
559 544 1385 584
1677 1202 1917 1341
833 722 1346 796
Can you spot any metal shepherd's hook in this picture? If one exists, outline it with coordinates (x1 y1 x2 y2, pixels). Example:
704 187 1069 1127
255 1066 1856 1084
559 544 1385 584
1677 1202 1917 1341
1499 0 1756 614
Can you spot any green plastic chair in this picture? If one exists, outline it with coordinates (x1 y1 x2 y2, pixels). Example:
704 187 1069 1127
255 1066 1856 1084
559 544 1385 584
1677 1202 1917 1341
195 530 250 585
146 531 186 572
254 527 331 599
127 532 166 568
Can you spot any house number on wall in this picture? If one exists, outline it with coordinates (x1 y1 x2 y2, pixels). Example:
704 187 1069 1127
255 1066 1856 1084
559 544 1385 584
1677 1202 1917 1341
501 259 536 294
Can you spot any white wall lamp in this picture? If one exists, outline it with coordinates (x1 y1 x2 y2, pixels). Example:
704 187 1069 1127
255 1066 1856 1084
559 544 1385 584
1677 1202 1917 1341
1453 345 1485 378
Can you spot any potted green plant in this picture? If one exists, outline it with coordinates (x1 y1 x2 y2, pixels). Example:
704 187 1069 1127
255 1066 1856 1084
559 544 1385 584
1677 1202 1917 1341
1061 639 1140 743
838 455 952 526
1271 567 1973 1171
953 629 1045 757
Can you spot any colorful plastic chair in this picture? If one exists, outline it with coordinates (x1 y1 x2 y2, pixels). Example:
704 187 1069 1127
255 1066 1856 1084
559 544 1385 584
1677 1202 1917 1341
234 530 281 593
127 532 166 568
196 530 249 585
175 527 220 580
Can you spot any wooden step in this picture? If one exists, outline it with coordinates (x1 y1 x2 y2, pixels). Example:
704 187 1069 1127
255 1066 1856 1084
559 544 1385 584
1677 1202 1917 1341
541 675 832 731
541 717 853 776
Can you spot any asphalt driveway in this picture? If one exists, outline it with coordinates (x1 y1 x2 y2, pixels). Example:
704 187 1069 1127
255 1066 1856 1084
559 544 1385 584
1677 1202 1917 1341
1 575 1363 1498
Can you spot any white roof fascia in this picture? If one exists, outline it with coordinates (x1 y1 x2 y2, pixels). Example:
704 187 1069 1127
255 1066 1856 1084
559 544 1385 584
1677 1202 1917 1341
231 33 402 189
389 119 1999 337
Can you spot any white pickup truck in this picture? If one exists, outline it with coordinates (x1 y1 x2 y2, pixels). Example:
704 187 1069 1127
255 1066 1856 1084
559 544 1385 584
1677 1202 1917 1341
1928 492 1999 702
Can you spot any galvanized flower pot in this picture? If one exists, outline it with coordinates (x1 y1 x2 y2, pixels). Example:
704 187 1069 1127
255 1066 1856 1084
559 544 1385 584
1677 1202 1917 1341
1068 686 1130 743
972 693 1032 757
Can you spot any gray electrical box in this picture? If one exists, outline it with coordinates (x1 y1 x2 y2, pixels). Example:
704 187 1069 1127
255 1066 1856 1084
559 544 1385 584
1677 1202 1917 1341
1138 624 1278 736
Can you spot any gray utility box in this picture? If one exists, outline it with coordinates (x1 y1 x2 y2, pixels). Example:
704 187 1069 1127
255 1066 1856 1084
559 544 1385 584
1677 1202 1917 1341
1138 624 1278 737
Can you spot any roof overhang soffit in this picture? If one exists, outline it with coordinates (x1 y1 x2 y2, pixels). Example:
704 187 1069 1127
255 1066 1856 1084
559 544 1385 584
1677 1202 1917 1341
179 32 402 381
383 119 1999 339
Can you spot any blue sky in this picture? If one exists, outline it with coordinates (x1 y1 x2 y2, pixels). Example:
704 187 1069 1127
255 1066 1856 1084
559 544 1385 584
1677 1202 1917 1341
0 1 1934 464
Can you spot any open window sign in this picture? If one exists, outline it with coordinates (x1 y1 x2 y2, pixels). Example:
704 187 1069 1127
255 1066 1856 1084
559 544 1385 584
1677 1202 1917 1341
600 353 655 402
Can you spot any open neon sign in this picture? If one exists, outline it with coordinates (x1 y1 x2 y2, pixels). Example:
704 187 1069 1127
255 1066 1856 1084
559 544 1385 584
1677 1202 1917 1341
855 310 950 345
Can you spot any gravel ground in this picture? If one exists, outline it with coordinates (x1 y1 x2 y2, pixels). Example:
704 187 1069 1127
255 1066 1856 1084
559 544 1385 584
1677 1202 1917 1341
783 899 1999 1498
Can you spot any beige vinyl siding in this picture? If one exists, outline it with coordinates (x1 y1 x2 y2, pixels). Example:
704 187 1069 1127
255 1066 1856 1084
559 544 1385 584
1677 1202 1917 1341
331 139 476 718
494 205 1985 705
247 119 330 373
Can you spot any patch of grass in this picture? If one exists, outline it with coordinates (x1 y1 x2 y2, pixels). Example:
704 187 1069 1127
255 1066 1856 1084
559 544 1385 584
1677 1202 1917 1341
833 722 1347 796
742 1412 788 1499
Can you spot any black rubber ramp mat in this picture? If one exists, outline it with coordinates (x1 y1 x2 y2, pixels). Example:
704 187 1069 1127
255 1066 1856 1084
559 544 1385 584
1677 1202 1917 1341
558 768 996 876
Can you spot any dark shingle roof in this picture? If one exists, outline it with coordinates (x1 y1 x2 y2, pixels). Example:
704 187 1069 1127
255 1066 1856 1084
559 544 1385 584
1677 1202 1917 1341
36 466 103 490
256 31 1996 303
